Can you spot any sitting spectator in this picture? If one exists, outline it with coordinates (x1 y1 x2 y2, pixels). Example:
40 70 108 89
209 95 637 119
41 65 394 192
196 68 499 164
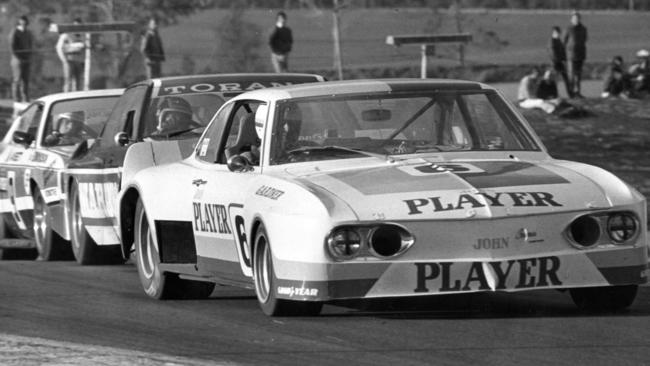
602 56 631 98
537 69 560 100
628 49 650 96
517 67 558 114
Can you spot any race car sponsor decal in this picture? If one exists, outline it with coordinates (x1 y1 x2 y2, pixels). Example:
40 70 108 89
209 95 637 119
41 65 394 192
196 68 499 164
473 236 510 250
42 186 61 204
158 81 297 97
277 286 319 298
23 169 31 195
30 151 48 163
413 256 562 293
198 138 209 157
78 182 118 219
255 185 285 200
329 161 570 196
192 202 232 235
8 151 22 162
404 191 562 215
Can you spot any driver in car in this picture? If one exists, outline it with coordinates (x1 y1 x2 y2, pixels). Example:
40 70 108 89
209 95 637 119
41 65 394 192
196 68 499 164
45 111 86 146
152 96 197 136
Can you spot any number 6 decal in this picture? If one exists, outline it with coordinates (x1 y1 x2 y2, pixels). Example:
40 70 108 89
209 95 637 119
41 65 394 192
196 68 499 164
228 204 252 277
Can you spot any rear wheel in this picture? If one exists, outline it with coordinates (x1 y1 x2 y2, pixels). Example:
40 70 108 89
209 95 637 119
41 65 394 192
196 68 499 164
33 187 73 261
134 199 214 299
253 224 322 317
70 182 124 265
570 285 638 312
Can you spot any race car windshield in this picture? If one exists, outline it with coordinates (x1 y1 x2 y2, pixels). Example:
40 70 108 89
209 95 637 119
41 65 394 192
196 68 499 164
143 94 225 139
269 90 540 165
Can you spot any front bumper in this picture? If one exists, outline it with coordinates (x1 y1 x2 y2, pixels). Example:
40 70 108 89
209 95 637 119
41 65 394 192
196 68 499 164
273 246 648 301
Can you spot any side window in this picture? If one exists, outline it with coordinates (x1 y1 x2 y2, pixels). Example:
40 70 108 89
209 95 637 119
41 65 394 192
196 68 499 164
14 103 43 137
195 103 234 164
195 101 266 165
219 101 265 165
99 85 149 146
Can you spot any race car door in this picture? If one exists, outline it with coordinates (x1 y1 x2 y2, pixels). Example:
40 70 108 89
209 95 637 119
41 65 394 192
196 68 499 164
190 99 267 280
0 102 44 234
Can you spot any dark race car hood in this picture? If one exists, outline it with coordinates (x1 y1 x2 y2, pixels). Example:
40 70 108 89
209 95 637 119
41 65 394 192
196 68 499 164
285 159 637 221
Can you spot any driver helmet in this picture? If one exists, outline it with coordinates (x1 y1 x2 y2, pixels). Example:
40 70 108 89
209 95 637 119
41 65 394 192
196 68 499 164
636 49 649 58
155 96 193 132
57 111 84 136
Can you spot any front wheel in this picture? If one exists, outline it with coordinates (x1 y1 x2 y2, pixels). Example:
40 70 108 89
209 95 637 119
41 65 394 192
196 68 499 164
253 224 322 317
70 182 124 265
33 187 72 261
570 285 638 312
134 199 214 299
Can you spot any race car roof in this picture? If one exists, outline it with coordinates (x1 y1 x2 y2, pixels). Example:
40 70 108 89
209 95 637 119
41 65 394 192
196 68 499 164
144 73 325 97
232 79 489 101
34 88 125 104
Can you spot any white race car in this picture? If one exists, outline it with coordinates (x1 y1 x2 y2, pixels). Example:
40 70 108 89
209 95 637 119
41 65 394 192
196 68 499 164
118 79 647 316
0 89 122 260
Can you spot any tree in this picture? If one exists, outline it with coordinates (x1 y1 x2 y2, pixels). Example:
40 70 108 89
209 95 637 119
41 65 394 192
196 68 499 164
212 2 265 73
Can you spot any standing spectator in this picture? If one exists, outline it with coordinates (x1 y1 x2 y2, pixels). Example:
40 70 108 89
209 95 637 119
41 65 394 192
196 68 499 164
8 15 33 102
564 11 588 98
628 49 650 96
56 18 85 92
141 17 165 79
548 26 571 97
269 11 293 73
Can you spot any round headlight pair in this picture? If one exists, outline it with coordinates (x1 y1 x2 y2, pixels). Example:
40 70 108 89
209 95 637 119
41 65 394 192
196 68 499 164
568 212 638 248
326 225 414 261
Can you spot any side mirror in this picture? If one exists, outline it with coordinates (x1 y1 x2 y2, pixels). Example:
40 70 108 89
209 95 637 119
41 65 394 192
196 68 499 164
114 132 130 147
12 131 34 146
227 155 253 172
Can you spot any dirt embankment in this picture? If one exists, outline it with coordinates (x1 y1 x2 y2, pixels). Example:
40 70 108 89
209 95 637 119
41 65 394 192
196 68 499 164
521 98 650 204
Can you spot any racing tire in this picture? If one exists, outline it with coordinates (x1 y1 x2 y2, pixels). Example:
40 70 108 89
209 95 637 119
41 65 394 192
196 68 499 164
134 199 214 300
70 182 125 265
32 187 73 261
252 224 322 317
570 285 638 312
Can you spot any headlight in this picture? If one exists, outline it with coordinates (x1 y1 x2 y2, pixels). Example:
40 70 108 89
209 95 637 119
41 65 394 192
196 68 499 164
568 215 600 248
326 227 362 260
369 225 415 258
607 212 638 244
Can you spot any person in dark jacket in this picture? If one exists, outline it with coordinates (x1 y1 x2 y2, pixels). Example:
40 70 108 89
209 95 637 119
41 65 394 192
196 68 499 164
564 11 588 98
8 15 33 102
141 17 165 79
536 69 559 100
549 26 571 97
269 11 293 73
602 56 631 98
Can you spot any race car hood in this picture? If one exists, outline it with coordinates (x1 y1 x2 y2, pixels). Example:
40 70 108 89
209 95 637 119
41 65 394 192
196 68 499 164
285 158 638 221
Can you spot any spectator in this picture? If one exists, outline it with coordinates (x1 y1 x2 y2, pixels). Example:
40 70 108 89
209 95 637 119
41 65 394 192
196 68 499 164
141 17 165 79
564 11 588 98
628 49 650 96
269 11 293 73
56 18 85 92
536 69 559 100
548 26 571 97
602 56 631 98
517 67 558 114
8 15 33 103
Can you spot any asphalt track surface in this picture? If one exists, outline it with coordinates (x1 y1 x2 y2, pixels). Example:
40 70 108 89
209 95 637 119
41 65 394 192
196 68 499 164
1 260 650 365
